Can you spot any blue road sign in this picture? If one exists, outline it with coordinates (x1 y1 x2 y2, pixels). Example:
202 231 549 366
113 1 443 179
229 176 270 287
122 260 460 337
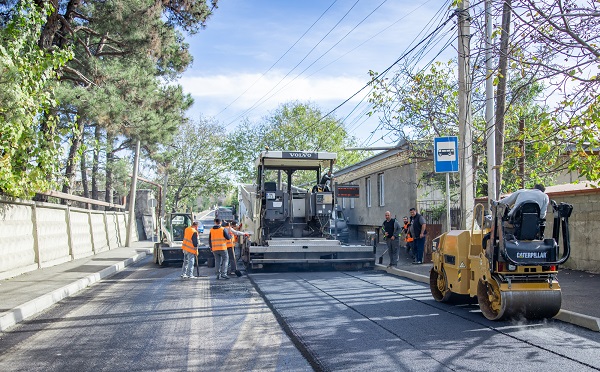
434 136 459 173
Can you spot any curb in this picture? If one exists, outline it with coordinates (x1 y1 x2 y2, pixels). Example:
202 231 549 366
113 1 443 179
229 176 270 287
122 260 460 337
0 252 148 333
554 310 600 332
375 263 600 332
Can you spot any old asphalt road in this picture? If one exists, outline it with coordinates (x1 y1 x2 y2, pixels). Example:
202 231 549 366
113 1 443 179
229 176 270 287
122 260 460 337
0 256 312 371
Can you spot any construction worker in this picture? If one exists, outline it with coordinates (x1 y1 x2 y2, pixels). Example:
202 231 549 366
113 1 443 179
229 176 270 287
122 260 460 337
500 184 549 219
181 221 201 279
209 218 232 280
401 216 414 258
223 221 249 276
320 170 333 191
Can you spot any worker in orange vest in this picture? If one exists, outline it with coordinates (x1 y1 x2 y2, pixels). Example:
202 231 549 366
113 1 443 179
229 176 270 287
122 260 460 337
209 218 232 280
223 221 248 276
401 216 414 258
181 221 201 279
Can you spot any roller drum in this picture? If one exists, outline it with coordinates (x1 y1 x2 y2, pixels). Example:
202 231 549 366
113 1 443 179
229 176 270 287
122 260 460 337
478 279 562 320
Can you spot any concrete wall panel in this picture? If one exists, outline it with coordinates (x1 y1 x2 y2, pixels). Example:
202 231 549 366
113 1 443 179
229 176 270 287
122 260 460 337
118 214 127 244
545 194 600 273
70 210 93 259
0 203 36 279
106 213 120 248
36 207 70 267
90 212 109 253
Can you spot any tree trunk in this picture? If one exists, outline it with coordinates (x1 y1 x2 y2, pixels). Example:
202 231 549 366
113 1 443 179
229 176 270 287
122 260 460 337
91 125 101 210
36 0 61 50
105 133 115 209
62 117 85 201
494 0 512 196
81 147 90 209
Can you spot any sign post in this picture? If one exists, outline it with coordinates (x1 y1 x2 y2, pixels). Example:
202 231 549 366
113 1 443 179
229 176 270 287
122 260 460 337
434 137 459 232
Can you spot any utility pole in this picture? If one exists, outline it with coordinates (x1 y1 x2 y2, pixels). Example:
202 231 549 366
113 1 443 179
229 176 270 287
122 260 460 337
458 0 474 229
126 139 141 247
485 0 497 204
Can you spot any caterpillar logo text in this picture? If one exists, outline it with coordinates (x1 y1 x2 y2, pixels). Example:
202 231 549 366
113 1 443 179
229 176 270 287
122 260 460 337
516 252 547 259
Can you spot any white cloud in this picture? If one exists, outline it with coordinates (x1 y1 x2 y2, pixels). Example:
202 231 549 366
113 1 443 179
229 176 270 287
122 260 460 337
179 71 367 118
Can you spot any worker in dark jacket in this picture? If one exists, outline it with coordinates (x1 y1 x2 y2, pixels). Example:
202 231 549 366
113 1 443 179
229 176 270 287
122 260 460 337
410 208 427 264
382 211 401 267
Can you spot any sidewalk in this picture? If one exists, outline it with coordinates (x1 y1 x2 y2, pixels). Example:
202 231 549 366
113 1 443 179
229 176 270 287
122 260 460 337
0 241 153 332
374 243 600 332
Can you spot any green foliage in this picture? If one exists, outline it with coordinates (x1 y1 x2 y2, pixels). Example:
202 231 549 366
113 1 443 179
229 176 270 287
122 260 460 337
368 61 459 142
0 1 73 197
223 102 368 184
158 118 231 212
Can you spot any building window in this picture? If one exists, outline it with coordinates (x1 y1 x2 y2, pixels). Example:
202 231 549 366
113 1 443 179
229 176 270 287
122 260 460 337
366 177 371 208
378 173 385 206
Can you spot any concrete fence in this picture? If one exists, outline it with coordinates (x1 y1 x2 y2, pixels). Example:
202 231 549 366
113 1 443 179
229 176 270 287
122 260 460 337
0 198 137 281
545 191 600 273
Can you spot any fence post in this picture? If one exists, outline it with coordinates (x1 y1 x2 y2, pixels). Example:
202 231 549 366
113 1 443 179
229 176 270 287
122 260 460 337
88 210 96 255
32 203 41 268
65 205 74 259
104 211 111 250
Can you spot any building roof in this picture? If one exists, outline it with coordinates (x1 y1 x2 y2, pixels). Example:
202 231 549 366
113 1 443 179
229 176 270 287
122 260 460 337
476 181 600 202
335 140 413 183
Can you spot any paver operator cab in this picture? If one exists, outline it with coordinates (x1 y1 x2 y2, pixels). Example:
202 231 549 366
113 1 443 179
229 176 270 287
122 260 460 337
238 150 374 270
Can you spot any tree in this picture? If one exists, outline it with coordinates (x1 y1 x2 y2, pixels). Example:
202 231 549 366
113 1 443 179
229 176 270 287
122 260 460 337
26 0 217 202
156 118 230 213
0 1 73 198
223 102 368 184
368 61 461 143
482 0 600 182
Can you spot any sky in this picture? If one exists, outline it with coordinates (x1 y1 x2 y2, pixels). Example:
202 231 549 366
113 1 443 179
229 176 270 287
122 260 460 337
178 0 457 148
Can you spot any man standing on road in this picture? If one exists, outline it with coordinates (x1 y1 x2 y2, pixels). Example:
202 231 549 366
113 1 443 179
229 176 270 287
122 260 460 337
382 211 401 267
410 208 427 264
209 218 232 280
223 221 248 276
181 221 200 279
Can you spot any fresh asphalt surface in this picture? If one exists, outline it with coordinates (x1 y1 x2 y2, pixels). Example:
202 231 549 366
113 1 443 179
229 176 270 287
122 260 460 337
250 270 600 372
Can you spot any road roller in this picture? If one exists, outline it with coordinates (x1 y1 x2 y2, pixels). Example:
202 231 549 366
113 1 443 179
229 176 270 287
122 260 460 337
430 199 573 320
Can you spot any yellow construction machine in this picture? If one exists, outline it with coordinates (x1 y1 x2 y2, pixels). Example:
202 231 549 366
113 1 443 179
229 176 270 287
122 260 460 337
430 199 573 320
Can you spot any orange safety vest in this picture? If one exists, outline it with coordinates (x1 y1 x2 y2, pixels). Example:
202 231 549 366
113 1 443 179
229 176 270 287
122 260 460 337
226 227 237 248
182 226 198 254
404 223 414 242
210 227 228 251
226 234 234 248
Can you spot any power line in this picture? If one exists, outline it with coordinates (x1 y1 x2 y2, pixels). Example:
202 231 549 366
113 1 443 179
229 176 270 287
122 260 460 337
276 12 458 150
223 0 362 127
248 0 390 114
213 0 339 119
318 13 458 123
